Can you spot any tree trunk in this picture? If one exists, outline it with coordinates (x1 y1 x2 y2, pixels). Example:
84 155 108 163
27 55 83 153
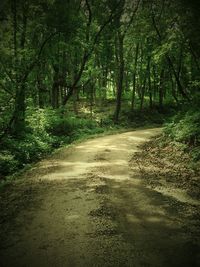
131 43 139 111
151 15 190 101
140 55 150 111
11 82 26 136
148 64 153 109
10 0 26 135
102 67 108 103
37 62 47 108
73 88 79 115
170 68 179 104
11 0 17 61
159 69 164 110
52 66 60 109
114 33 124 122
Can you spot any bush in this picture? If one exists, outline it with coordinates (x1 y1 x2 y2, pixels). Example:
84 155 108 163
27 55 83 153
165 109 200 146
0 107 106 179
0 152 18 177
47 115 99 139
191 147 200 161
123 108 166 126
2 134 52 166
26 108 53 141
164 104 200 162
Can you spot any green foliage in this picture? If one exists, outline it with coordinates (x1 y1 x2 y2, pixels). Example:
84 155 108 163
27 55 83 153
122 104 177 126
2 134 52 166
165 110 200 145
48 114 104 143
164 104 200 161
0 152 18 177
0 108 105 179
0 0 200 179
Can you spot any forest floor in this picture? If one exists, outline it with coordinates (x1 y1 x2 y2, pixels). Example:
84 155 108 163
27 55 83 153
0 128 200 267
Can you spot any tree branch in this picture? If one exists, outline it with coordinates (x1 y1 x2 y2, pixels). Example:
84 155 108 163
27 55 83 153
123 0 141 37
0 62 15 84
151 12 190 101
0 82 14 96
21 31 60 82
63 0 124 105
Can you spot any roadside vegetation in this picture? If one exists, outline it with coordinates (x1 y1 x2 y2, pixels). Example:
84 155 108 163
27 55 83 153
131 96 200 200
165 101 200 161
0 0 199 183
0 101 175 181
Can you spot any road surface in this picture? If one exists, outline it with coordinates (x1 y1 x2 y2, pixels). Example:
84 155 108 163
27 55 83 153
0 128 199 267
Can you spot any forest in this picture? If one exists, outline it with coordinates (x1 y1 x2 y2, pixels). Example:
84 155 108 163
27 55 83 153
0 0 199 178
0 0 200 266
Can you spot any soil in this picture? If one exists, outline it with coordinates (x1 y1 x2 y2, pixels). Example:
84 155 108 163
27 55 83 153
0 128 200 267
131 135 200 203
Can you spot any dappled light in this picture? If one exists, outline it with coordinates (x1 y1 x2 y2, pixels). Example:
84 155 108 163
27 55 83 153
0 0 200 266
1 128 200 266
32 130 161 182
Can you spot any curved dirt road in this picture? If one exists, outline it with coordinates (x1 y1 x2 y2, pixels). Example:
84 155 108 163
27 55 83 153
0 128 199 267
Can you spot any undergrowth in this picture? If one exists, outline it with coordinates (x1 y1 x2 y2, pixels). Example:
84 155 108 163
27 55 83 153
1 100 198 181
0 108 106 180
164 99 200 161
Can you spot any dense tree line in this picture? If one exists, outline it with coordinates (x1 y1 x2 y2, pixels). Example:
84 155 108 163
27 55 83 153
0 0 199 134
0 0 199 177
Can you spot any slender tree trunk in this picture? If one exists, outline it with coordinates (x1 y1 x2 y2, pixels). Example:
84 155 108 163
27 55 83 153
189 42 200 73
37 75 45 108
62 3 120 106
153 65 157 99
152 14 190 101
99 65 108 106
37 60 47 108
166 56 190 100
90 84 94 118
11 82 26 136
140 55 150 111
138 44 144 102
102 67 108 102
170 69 179 104
52 67 60 109
131 43 139 111
20 3 27 49
11 0 26 135
114 32 124 122
159 69 164 110
11 0 17 61
148 63 153 109
73 88 78 115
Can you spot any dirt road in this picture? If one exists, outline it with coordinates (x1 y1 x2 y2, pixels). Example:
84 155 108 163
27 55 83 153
0 128 199 267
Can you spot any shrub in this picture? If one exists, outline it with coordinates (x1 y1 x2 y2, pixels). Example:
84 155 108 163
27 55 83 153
47 115 99 138
1 134 52 166
0 152 18 177
164 103 200 162
165 109 200 146
0 107 105 179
